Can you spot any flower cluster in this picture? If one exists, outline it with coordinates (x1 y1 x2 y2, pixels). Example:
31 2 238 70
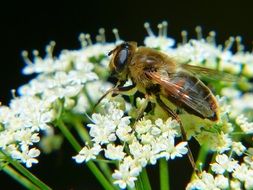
187 150 253 190
0 95 54 167
19 41 114 112
73 98 188 188
0 34 114 167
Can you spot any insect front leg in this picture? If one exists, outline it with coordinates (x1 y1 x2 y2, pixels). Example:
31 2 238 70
115 84 151 121
156 95 198 173
112 83 137 97
93 83 137 111
135 95 152 121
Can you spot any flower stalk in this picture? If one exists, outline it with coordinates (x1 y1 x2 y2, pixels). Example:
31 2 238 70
1 150 52 190
140 168 152 190
2 165 40 190
159 159 169 190
56 119 115 190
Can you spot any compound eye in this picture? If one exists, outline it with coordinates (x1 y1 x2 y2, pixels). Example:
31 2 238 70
115 47 129 71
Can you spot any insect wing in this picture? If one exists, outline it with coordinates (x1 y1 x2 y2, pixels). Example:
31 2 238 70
179 64 236 82
146 71 215 118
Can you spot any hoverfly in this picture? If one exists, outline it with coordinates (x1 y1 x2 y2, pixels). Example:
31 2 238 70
98 41 227 170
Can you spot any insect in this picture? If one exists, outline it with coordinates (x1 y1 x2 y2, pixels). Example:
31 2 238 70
107 41 219 121
98 41 226 170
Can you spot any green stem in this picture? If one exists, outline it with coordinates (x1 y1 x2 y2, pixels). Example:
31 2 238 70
159 159 169 190
86 161 115 190
1 151 52 190
57 120 82 151
72 117 92 144
190 145 209 180
195 145 208 170
83 86 95 108
2 165 39 189
140 168 152 190
208 152 217 173
57 120 115 190
96 160 114 184
2 164 40 190
72 117 114 184
136 175 144 190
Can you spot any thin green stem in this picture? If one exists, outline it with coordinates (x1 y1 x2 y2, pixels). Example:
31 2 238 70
1 150 52 190
190 145 209 180
71 117 114 184
195 145 208 172
57 120 115 190
83 86 95 108
159 158 169 190
140 168 152 190
2 164 40 190
86 162 116 190
96 160 114 184
136 176 144 190
57 120 81 151
231 132 248 135
208 152 217 173
72 117 92 144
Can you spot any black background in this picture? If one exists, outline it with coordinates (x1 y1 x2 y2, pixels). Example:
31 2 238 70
1 0 253 189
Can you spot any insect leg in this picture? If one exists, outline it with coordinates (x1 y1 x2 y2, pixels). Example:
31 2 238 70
135 95 150 121
93 83 136 111
156 96 198 172
112 84 137 96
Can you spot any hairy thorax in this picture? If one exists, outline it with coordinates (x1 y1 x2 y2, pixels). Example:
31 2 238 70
128 47 176 91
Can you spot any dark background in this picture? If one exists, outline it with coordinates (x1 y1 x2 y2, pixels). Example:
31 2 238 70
1 0 253 189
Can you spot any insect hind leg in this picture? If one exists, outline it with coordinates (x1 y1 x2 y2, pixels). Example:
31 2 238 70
156 95 198 172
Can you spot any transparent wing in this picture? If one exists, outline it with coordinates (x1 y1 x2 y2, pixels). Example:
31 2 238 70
179 64 237 82
147 71 215 118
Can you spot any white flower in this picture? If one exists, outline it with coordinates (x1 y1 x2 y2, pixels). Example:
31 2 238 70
215 175 230 189
221 87 241 99
187 171 229 190
68 70 98 85
112 156 141 189
73 144 102 163
231 52 253 76
236 114 253 134
87 101 130 145
233 163 253 190
88 114 117 144
232 142 246 156
230 93 253 118
196 132 232 153
115 125 133 142
0 95 55 168
233 163 249 181
155 118 179 138
211 154 239 174
244 148 253 169
14 129 40 146
143 21 175 50
9 96 55 131
135 118 153 135
10 145 40 168
144 36 175 50
0 131 14 149
159 141 188 160
230 180 242 190
129 140 157 166
244 169 253 189
171 39 223 64
104 144 125 160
